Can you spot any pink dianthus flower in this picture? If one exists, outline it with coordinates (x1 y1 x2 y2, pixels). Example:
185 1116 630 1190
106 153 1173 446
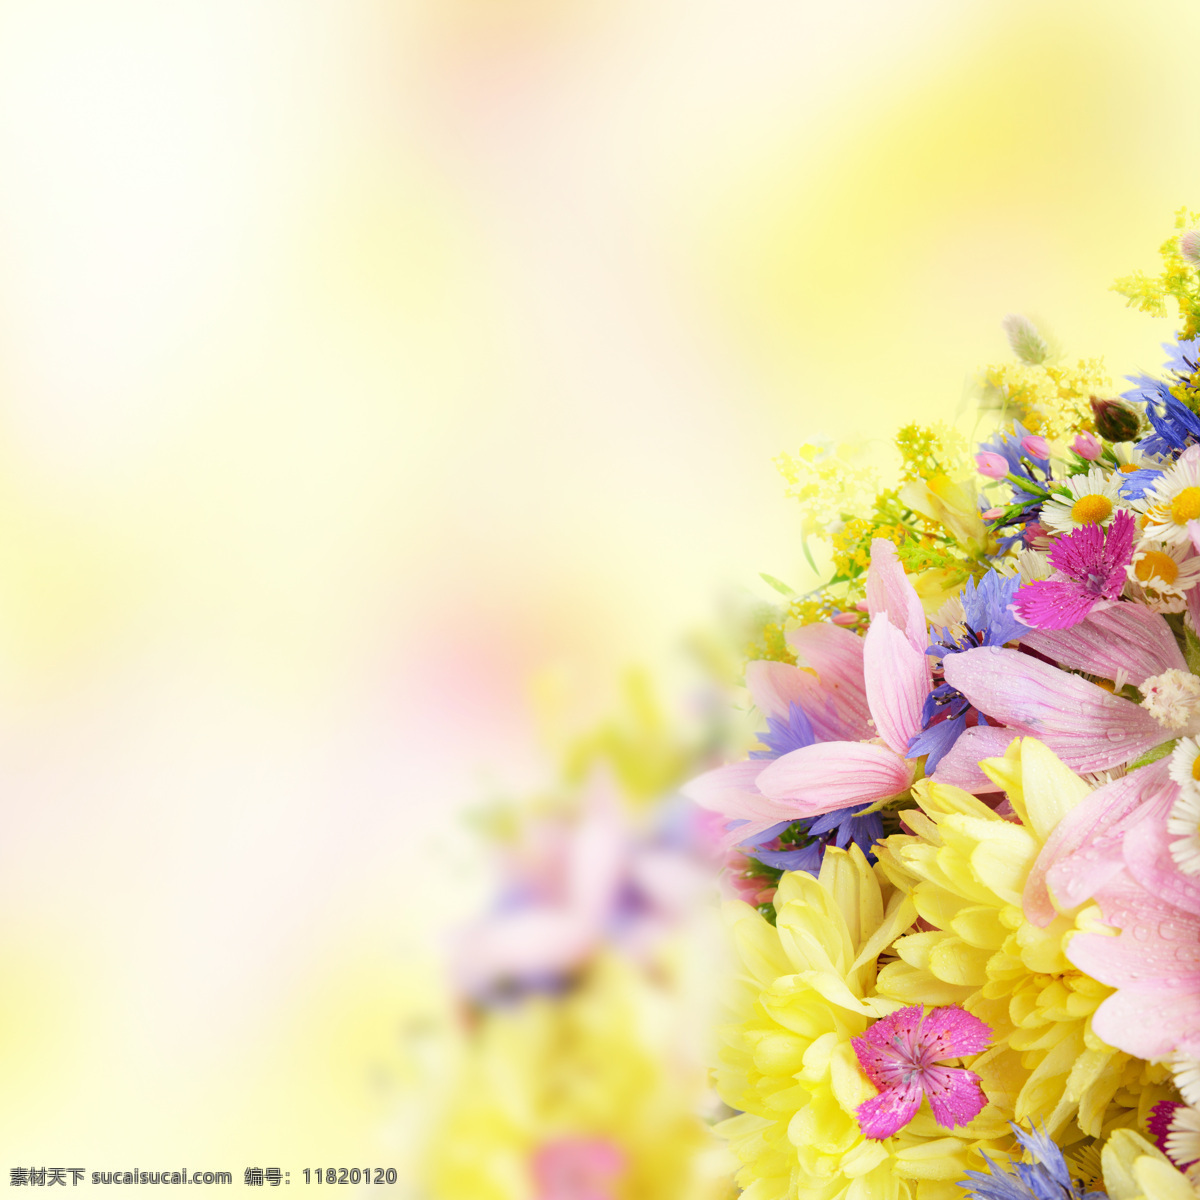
851 1005 991 1139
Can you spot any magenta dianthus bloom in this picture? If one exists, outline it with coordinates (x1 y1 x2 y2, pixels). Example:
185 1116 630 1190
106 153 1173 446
851 1004 991 1139
1013 508 1136 630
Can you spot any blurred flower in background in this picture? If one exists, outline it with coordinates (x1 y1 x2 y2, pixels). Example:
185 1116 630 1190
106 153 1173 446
411 674 740 1198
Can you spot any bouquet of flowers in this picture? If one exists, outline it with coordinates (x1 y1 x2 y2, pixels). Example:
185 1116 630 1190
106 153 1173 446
685 210 1200 1200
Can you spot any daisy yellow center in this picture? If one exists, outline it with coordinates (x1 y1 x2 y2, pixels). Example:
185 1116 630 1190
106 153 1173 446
1191 756 1200 782
1071 494 1113 524
1171 487 1200 524
1119 463 1140 473
1135 551 1179 585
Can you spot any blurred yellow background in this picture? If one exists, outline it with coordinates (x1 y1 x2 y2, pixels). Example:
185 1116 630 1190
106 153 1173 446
0 0 1196 1175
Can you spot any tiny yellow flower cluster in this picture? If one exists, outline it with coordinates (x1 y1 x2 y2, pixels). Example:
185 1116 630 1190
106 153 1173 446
831 515 906 576
981 358 1110 440
895 423 969 485
1113 206 1200 342
775 442 882 534
746 618 798 665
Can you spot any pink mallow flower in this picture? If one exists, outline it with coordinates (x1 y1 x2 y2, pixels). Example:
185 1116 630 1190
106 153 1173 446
852 1005 992 1139
1013 509 1136 630
1066 802 1200 1060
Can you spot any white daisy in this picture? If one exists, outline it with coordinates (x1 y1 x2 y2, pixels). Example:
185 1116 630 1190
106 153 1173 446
1170 1055 1200 1110
1165 1104 1200 1184
1167 785 1200 876
929 594 965 629
1013 547 1052 584
1134 452 1200 546
1040 466 1127 534
1110 440 1166 472
1127 538 1200 612
1169 736 1200 796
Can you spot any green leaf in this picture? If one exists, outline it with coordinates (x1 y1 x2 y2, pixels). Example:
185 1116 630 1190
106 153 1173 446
1185 624 1200 675
1130 740 1177 770
760 573 797 598
800 536 820 576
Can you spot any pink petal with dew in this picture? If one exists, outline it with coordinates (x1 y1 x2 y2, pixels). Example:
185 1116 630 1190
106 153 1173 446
856 1082 924 1140
787 621 868 690
913 1005 992 1058
1013 578 1103 630
865 539 928 654
1067 871 1200 992
1024 759 1173 926
744 658 870 743
1122 798 1200 917
1020 603 1186 688
931 725 1022 792
756 741 915 818
1079 976 1200 1060
922 1065 989 1130
942 647 1166 774
864 616 930 755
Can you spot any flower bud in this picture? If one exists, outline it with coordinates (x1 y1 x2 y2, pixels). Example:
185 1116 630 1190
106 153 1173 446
981 507 1004 520
1020 435 1050 461
1090 396 1141 443
1180 230 1200 269
1072 430 1103 460
975 451 1009 480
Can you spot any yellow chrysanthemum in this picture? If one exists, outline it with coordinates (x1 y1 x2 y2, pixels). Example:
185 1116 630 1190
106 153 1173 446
716 845 1013 1200
1100 1129 1198 1200
873 739 1171 1147
422 955 731 1200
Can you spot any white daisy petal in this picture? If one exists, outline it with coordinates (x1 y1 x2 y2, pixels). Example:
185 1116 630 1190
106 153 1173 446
1041 466 1128 534
1134 453 1200 546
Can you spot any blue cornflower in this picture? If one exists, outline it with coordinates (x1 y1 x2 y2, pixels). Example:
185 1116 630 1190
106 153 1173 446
959 1122 1105 1200
749 701 816 759
737 805 884 873
737 700 884 873
1117 466 1165 500
1132 381 1200 457
1127 338 1200 457
907 571 1029 772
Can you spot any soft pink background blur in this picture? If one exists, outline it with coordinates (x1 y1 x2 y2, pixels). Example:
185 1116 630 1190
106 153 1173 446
0 0 1196 1171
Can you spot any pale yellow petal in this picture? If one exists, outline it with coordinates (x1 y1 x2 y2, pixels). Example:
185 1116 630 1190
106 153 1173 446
1014 738 1092 842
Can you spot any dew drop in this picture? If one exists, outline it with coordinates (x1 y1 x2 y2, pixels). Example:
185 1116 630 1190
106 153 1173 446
1133 925 1150 941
